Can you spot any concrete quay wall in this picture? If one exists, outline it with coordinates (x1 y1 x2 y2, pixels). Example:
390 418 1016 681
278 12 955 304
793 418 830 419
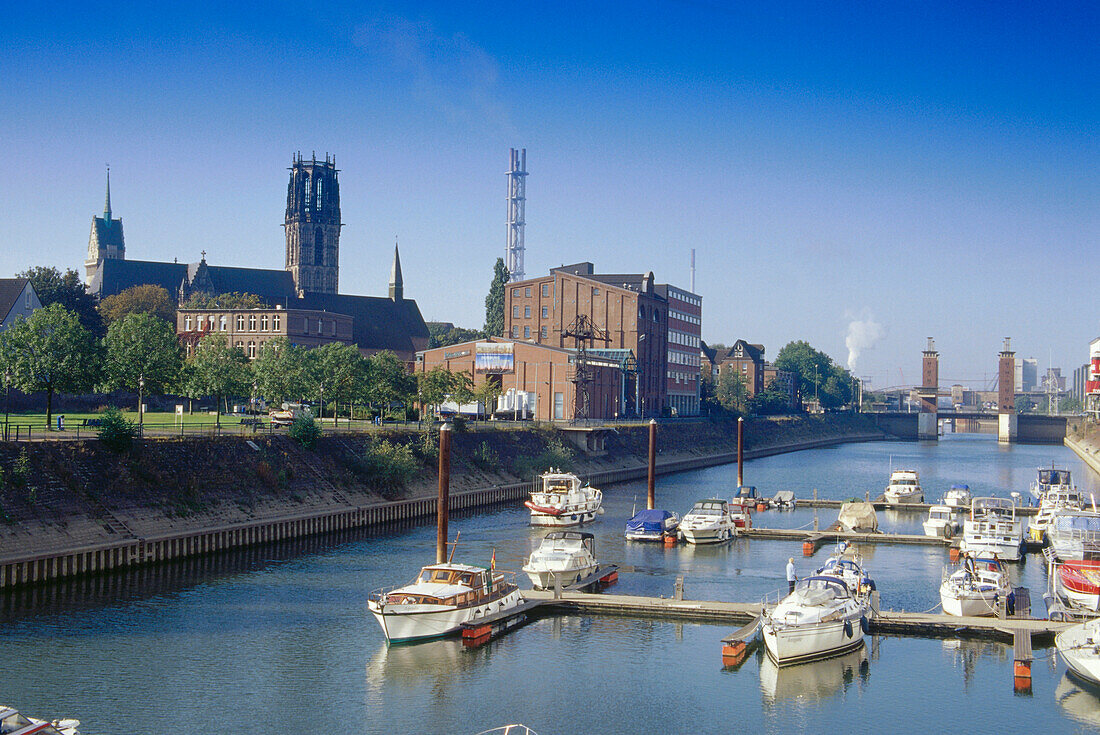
0 426 884 590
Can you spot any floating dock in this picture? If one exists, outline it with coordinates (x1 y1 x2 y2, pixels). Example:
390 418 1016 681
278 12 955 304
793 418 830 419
741 527 949 548
523 589 1070 643
792 498 1039 516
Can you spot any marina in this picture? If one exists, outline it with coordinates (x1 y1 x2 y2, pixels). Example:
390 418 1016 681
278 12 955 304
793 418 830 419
6 434 1100 733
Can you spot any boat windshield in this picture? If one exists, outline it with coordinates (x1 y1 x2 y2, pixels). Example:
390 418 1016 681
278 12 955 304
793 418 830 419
1 712 34 734
691 501 726 515
418 568 476 586
1053 515 1100 533
892 479 918 486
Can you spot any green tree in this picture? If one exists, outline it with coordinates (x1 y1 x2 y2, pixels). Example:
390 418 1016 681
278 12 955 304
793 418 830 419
750 379 792 415
774 340 854 410
715 369 749 414
483 258 510 338
417 366 474 415
186 333 250 426
472 377 503 417
104 312 183 410
181 292 269 309
17 266 104 337
252 337 307 406
307 342 364 425
98 284 177 325
364 351 416 418
428 322 483 348
0 303 101 428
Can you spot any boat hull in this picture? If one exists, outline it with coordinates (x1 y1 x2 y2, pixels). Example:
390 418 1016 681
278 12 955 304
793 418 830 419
923 520 957 539
762 616 865 665
959 538 1022 561
680 524 735 544
1057 624 1100 687
527 507 600 527
523 564 596 590
885 490 923 504
368 590 523 643
940 583 1000 617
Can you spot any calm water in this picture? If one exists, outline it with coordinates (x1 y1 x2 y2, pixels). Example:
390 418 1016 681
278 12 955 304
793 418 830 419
5 433 1100 734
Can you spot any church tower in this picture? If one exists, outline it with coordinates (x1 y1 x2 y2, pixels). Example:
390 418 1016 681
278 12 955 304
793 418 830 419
85 167 125 284
285 152 340 294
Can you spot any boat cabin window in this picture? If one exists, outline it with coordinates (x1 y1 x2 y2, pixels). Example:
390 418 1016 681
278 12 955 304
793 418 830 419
419 568 458 584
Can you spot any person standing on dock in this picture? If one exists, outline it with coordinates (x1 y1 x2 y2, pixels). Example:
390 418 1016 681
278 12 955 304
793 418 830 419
786 557 797 594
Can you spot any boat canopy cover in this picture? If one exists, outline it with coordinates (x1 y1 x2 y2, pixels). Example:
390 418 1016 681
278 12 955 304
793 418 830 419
626 509 676 533
951 484 970 490
737 486 758 499
837 501 878 533
773 490 795 503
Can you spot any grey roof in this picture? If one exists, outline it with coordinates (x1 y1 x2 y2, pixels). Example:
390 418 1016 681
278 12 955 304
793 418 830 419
89 258 297 303
0 278 29 322
299 292 429 358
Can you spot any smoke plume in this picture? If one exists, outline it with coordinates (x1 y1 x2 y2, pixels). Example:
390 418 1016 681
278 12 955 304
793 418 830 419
845 313 885 371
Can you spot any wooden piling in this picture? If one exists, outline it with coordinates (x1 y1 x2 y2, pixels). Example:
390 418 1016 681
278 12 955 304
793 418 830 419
647 419 657 510
437 423 452 564
736 417 744 488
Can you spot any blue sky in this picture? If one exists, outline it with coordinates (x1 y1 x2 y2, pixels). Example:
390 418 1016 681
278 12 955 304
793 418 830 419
2 1 1096 389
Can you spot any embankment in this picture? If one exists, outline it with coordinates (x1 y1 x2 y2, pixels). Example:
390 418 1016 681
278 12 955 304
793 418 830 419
1065 420 1100 478
0 414 885 588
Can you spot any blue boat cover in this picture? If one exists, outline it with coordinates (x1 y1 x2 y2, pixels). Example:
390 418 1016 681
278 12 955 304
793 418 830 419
625 509 675 534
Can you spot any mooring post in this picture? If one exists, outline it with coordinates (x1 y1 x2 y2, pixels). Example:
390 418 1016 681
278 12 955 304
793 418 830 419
436 423 452 564
647 418 657 510
736 417 744 488
674 575 684 601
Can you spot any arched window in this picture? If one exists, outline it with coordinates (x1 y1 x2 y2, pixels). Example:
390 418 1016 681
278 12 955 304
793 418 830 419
305 174 312 211
315 176 323 208
315 226 324 265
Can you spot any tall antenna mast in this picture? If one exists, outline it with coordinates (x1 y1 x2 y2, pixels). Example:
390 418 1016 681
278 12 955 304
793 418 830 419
506 148 527 281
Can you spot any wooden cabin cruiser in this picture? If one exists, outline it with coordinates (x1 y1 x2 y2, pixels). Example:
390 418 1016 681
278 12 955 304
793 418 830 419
1028 487 1085 543
1057 617 1100 686
960 497 1024 561
0 707 79 735
624 508 679 541
761 576 867 665
884 470 923 504
922 505 961 539
1059 560 1100 612
679 499 738 544
1031 464 1075 501
368 562 523 643
522 531 598 589
525 470 603 527
939 556 1009 617
1048 509 1100 562
943 484 972 508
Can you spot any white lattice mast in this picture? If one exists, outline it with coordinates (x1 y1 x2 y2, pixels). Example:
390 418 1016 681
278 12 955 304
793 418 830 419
506 147 527 281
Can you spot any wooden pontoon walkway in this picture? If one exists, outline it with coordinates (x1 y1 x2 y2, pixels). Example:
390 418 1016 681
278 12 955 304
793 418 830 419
740 527 950 547
796 498 1039 516
524 589 1070 643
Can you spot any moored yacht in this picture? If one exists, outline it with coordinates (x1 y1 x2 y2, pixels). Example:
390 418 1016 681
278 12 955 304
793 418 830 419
1031 464 1075 501
940 556 1009 617
679 499 737 544
1028 486 1085 543
368 562 523 643
0 706 80 735
960 497 1024 561
1048 509 1100 562
884 470 923 504
1059 560 1100 612
761 576 867 665
923 505 960 539
943 484 972 508
1056 617 1100 686
525 470 603 527
522 531 599 589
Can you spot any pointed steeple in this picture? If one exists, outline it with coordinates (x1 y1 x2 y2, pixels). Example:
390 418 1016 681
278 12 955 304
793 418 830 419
104 165 113 221
389 237 404 301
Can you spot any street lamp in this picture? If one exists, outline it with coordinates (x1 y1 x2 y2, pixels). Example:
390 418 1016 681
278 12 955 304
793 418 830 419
138 373 145 431
319 382 325 425
251 380 258 415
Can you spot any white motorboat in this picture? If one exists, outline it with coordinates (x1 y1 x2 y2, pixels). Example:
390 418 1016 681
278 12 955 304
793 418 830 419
761 576 867 665
884 470 923 504
922 505 960 539
1028 486 1086 543
940 556 1009 617
1030 464 1075 501
679 499 737 544
522 531 598 589
960 497 1024 561
1048 509 1100 562
524 470 603 527
368 562 523 643
943 484 972 508
1057 617 1100 686
0 706 80 735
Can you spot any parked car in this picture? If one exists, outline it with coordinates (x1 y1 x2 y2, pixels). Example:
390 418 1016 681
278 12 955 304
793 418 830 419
270 402 312 427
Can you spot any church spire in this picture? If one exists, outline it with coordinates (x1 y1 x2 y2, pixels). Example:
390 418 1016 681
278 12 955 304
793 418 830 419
389 237 404 301
104 165 112 221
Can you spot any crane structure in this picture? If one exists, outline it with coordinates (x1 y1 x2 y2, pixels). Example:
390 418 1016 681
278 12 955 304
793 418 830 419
562 314 610 421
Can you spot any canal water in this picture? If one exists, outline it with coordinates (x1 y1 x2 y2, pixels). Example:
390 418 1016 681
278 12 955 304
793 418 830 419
5 434 1100 734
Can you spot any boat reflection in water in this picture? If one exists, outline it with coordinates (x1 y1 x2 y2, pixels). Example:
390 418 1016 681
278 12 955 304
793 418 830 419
759 642 869 705
366 637 487 693
1055 673 1100 729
